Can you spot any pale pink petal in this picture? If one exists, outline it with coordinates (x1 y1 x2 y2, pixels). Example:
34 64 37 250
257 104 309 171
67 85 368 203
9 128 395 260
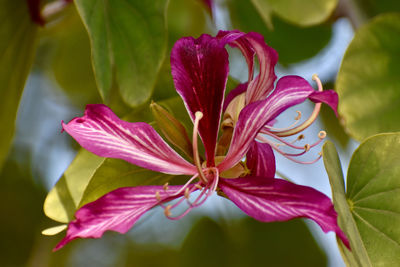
223 82 248 112
246 141 275 178
218 76 337 171
54 185 186 251
171 34 229 166
62 104 196 175
219 176 349 248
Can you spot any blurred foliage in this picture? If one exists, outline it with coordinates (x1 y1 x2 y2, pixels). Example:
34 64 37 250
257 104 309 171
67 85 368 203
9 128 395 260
46 6 101 109
336 13 400 141
74 0 168 107
228 0 333 65
124 217 326 267
324 134 400 266
355 0 400 18
0 0 38 170
252 0 338 27
0 158 46 266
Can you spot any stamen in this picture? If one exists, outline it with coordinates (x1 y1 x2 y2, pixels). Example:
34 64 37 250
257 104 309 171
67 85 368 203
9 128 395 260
264 111 301 132
163 182 169 191
258 132 308 150
295 111 302 120
269 142 323 164
297 134 305 141
257 132 324 151
195 184 203 190
169 174 198 197
318 130 327 139
193 111 208 184
155 191 161 201
184 188 190 199
304 144 310 151
164 205 172 217
270 75 324 137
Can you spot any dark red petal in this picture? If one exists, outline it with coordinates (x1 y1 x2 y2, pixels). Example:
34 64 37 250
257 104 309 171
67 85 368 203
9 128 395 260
171 34 229 166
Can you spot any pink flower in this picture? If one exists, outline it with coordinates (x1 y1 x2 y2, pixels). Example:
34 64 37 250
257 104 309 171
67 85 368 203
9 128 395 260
54 31 348 250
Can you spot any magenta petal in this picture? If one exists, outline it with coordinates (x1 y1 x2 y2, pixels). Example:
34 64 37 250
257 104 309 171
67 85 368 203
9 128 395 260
219 76 316 171
219 177 349 248
246 141 275 178
310 90 339 116
218 30 255 82
218 31 278 104
242 32 278 104
62 104 196 175
54 185 186 251
171 34 229 166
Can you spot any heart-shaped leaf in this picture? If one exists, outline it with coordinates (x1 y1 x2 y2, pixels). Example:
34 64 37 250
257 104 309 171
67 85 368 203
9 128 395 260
323 133 400 266
336 13 400 141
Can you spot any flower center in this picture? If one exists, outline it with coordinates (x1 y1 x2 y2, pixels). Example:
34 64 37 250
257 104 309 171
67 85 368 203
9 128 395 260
155 111 220 220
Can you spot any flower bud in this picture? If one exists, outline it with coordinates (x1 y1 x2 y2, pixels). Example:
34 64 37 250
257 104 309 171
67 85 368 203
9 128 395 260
150 102 193 159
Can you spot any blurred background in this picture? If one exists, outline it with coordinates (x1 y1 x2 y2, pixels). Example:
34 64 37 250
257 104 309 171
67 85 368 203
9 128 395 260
2 0 400 266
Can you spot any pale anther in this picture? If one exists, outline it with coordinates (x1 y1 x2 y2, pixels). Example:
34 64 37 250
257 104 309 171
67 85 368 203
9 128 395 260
304 144 311 151
164 205 172 217
163 182 169 191
195 184 203 190
295 111 302 120
318 131 327 139
155 191 161 201
184 188 190 199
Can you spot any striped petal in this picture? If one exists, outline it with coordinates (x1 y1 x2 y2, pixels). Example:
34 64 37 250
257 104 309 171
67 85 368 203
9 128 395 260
62 104 196 175
246 141 275 178
218 31 278 104
171 34 229 166
218 76 337 171
219 176 349 248
54 185 186 251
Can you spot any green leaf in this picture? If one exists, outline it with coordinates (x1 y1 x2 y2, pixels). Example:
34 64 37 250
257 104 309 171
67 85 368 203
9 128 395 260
336 13 400 141
0 0 38 169
323 141 370 267
253 0 338 26
79 158 184 208
347 133 400 265
324 134 400 266
43 149 105 223
49 6 101 108
228 0 332 65
75 0 168 107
